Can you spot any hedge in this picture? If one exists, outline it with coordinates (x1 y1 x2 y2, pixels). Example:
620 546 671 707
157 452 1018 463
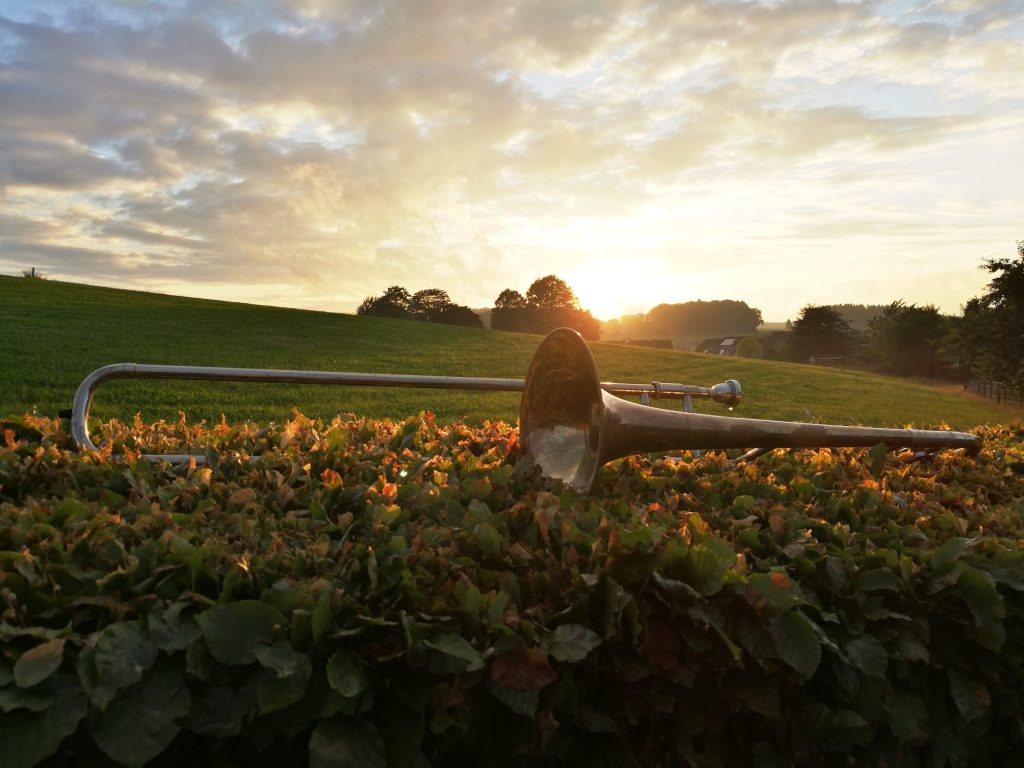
1 412 1023 767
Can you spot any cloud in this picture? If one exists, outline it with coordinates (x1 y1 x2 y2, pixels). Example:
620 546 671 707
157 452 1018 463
0 0 1020 320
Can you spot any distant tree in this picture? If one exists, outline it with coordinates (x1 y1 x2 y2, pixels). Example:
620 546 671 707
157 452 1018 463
525 275 578 332
357 285 411 319
22 267 47 280
524 275 600 339
491 289 528 332
647 300 762 337
409 288 454 323
435 304 483 328
619 313 654 339
830 303 888 331
736 336 762 359
869 300 949 376
947 241 1024 390
787 305 855 362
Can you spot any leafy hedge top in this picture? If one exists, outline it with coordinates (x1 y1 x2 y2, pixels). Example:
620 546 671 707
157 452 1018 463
1 412 1023 767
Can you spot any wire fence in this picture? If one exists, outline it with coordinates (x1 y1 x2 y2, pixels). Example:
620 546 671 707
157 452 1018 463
965 379 1024 408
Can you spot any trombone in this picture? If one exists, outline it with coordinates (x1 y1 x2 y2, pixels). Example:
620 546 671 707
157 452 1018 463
66 360 740 465
520 329 981 492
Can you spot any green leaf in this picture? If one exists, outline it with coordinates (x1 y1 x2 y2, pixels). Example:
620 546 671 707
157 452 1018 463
327 649 368 699
959 566 1006 650
867 442 888 477
0 676 88 768
182 683 256 738
745 572 804 613
474 522 503 558
91 663 191 767
769 610 821 678
257 656 312 715
949 669 990 721
486 680 539 718
195 600 286 664
13 638 65 688
309 718 386 768
422 634 484 673
147 602 201 652
845 635 888 679
676 538 735 596
0 685 54 713
932 537 970 573
803 703 873 749
94 621 158 690
254 640 305 677
857 568 899 592
541 624 602 663
885 690 927 741
312 591 333 644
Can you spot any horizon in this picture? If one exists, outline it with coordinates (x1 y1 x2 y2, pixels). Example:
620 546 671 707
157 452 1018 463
1 1 1021 321
0 271 948 327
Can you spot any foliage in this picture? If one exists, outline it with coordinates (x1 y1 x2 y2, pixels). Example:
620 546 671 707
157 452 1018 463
492 277 601 340
828 304 888 332
600 313 652 342
2 411 1024 767
491 289 529 333
735 337 762 359
646 300 763 339
357 286 412 319
787 305 856 363
869 301 951 377
947 242 1024 392
358 286 481 329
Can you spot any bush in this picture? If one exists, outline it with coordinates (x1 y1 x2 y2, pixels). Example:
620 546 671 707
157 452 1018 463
1 413 1023 766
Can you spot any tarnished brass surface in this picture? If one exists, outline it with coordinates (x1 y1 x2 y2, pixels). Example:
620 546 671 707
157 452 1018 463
520 328 982 492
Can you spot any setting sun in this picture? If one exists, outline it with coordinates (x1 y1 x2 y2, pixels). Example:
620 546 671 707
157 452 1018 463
0 1 1020 323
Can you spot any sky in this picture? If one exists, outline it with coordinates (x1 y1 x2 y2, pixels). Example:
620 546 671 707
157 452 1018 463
1 0 1022 323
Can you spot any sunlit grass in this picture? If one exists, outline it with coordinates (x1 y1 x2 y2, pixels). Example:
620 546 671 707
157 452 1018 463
2 275 1018 429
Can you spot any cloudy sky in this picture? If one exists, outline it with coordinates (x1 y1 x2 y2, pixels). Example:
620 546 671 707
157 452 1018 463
1 0 1021 322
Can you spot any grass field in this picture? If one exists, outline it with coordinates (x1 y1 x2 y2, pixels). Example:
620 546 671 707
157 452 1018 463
1 275 1019 429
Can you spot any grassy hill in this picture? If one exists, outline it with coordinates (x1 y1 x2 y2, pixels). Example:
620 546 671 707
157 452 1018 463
1 275 1018 429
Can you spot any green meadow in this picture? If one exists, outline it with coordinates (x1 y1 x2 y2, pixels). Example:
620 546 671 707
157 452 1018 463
1 275 1018 429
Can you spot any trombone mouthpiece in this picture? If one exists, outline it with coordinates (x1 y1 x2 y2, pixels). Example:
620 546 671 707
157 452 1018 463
711 380 742 407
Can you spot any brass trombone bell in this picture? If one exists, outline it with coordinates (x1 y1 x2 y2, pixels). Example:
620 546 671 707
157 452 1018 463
519 328 982 493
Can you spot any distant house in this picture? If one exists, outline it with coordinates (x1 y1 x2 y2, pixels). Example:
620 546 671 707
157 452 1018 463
694 337 740 356
619 338 673 350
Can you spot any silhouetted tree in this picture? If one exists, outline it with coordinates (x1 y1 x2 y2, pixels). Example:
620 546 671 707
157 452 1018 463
787 305 854 362
869 300 949 376
409 289 454 323
524 275 600 340
646 300 762 337
491 276 600 339
830 303 888 331
491 289 528 332
435 304 484 328
357 285 411 319
947 241 1024 390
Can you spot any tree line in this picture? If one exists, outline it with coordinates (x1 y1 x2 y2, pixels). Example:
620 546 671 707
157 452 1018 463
356 275 601 339
751 242 1024 388
603 300 763 340
357 287 483 327
355 242 1024 390
491 275 601 340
